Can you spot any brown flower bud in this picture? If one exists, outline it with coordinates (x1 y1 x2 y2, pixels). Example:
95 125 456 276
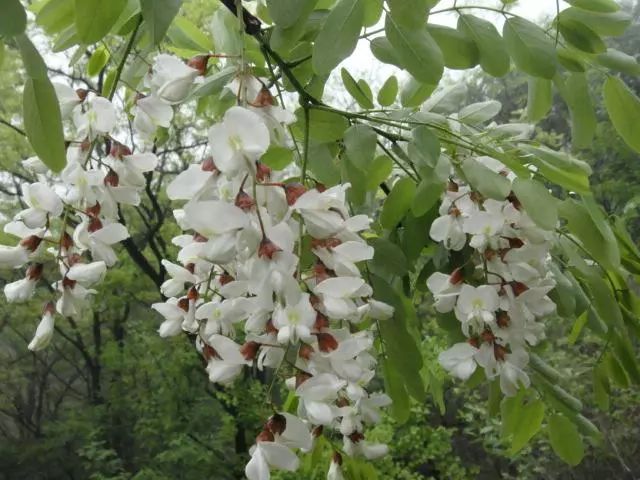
298 343 314 360
88 217 103 233
507 192 522 210
240 341 260 361
349 431 364 443
265 319 278 335
258 237 281 259
186 263 196 274
481 329 495 344
283 182 307 206
295 372 312 388
266 413 287 436
468 337 480 348
75 89 88 102
253 87 276 107
201 156 219 174
20 235 42 252
203 343 220 360
448 206 461 217
177 297 190 312
311 237 341 250
256 162 271 182
510 281 529 297
447 180 459 192
43 301 55 315
496 311 510 328
86 202 101 217
494 344 508 362
449 268 464 285
187 54 210 75
104 169 119 187
26 263 44 281
317 332 338 353
187 286 198 301
62 276 76 289
332 451 343 466
109 141 131 158
60 232 74 250
219 272 234 285
315 183 327 193
256 429 274 443
314 312 329 331
235 190 255 211
507 237 524 249
312 425 324 438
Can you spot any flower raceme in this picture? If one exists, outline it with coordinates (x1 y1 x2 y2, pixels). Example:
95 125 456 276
428 168 557 397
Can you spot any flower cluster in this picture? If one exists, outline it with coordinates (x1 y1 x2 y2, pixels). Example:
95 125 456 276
428 157 556 396
145 65 393 478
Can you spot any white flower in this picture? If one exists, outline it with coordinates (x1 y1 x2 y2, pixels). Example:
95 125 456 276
426 272 463 313
454 284 499 330
107 152 158 188
73 96 117 139
205 334 249 384
208 106 270 176
429 212 466 251
272 292 316 344
152 298 189 337
16 182 63 229
313 241 373 277
245 441 300 480
166 164 215 200
160 260 198 297
73 220 130 267
133 95 174 139
28 306 55 351
313 277 372 319
343 437 388 460
4 277 37 303
438 342 479 380
327 457 345 480
148 54 199 104
0 245 30 269
293 185 353 239
66 261 107 286
53 83 83 118
295 373 346 425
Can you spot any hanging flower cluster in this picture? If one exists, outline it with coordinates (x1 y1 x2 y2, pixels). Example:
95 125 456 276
0 79 166 350
427 157 556 396
143 62 393 478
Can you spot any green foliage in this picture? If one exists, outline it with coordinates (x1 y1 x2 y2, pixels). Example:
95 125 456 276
141 0 183 45
603 75 640 153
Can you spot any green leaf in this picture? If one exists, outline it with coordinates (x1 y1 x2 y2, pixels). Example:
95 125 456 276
312 0 364 75
512 178 558 230
363 0 383 27
381 357 410 423
603 76 640 153
593 362 610 411
527 77 552 121
596 49 640 75
558 18 606 54
501 392 545 455
0 0 27 37
461 157 511 200
377 75 398 106
190 66 236 99
16 35 66 172
458 100 501 124
427 24 479 70
503 17 557 79
412 177 444 217
140 0 182 45
559 7 631 36
370 238 408 277
557 48 587 72
0 41 4 69
260 146 294 170
612 333 640 384
400 76 435 108
344 124 377 170
75 0 127 44
559 199 620 270
458 14 510 77
369 37 402 67
547 415 585 466
387 0 429 28
385 15 444 85
519 145 591 194
555 73 596 149
267 0 318 29
87 45 110 76
411 126 440 168
566 0 620 12
36 0 75 34
304 109 348 142
380 177 415 229
366 155 393 191
307 142 341 186
167 17 214 53
340 68 374 109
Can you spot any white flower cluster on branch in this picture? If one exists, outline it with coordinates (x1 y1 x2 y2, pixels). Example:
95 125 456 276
143 60 393 479
428 158 557 396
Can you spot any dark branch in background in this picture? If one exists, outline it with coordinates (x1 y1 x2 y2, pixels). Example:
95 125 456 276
47 67 96 91
218 0 262 35
0 119 26 137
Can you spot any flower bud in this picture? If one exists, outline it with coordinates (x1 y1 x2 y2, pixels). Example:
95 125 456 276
109 141 132 158
258 237 281 259
240 341 260 360
253 87 275 107
20 235 43 252
256 428 274 443
314 312 329 331
449 268 464 285
75 89 89 101
177 297 190 312
266 413 287 436
62 276 77 289
104 169 119 187
26 263 44 281
496 311 510 328
256 162 271 182
283 182 306 206
88 217 103 233
60 232 74 250
317 332 338 353
201 156 219 173
235 190 255 211
187 54 210 75
298 343 314 360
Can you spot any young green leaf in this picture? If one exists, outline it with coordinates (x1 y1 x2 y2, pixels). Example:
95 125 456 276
503 17 557 79
597 49 640 75
385 15 444 85
369 37 402 67
566 0 620 12
260 145 294 170
386 0 429 28
36 0 75 35
461 158 511 200
312 0 364 75
0 0 27 37
558 18 606 54
527 77 552 121
16 35 66 172
555 73 597 149
458 100 502 124
304 109 349 142
344 124 377 170
559 7 631 36
501 392 545 455
140 0 182 45
266 0 318 29
519 145 592 194
380 177 415 229
458 14 510 77
427 24 479 70
412 177 444 217
75 0 127 44
547 415 585 466
603 76 640 153
87 45 110 76
377 75 398 106
512 178 558 230
341 68 374 109
400 76 436 108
